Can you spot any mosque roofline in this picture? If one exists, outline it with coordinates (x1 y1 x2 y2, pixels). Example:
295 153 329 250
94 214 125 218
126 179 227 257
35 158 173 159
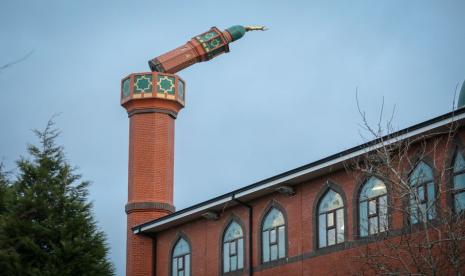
133 107 465 235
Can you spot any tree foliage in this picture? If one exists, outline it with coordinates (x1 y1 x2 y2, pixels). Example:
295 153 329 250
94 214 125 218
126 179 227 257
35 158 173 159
0 120 114 275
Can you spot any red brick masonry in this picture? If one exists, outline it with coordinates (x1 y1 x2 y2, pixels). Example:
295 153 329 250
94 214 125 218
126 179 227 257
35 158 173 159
137 114 465 275
123 93 183 276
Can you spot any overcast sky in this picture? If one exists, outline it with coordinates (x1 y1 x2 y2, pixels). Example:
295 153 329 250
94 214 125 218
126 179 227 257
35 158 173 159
1 0 465 275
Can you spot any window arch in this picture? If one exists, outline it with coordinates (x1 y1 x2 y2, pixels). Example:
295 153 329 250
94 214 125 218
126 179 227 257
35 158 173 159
261 207 286 263
171 237 191 276
452 151 465 212
318 189 344 248
359 177 388 237
409 161 436 224
222 220 244 273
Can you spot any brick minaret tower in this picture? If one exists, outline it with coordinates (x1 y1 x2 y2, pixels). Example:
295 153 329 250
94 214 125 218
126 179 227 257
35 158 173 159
121 72 185 276
121 25 265 276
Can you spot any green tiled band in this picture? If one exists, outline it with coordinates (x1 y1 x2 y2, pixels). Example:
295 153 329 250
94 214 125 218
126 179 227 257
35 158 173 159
157 75 176 95
196 31 217 43
122 78 131 97
134 74 153 94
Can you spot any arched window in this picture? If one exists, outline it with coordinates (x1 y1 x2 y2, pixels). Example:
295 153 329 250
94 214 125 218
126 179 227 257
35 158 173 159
318 189 344 248
222 221 244 273
452 152 465 212
359 177 388 237
171 237 190 276
262 207 286 263
409 161 436 223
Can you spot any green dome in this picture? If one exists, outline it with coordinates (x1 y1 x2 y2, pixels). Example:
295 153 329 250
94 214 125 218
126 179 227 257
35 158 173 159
226 25 246 42
458 80 465 108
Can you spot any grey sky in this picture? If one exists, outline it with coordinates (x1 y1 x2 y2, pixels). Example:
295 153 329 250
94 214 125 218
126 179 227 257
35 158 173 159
1 1 464 275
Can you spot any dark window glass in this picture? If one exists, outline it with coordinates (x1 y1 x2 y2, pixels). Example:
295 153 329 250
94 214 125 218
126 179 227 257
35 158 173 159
172 238 190 276
359 177 388 237
409 161 436 223
453 152 465 213
262 208 286 262
223 221 244 273
318 190 344 248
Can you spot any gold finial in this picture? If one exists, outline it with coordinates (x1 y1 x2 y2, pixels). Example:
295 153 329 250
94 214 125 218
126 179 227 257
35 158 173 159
244 25 268 32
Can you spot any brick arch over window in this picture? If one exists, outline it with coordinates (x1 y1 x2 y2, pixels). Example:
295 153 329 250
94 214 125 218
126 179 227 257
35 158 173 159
257 200 288 264
169 232 192 276
220 214 246 275
312 180 348 251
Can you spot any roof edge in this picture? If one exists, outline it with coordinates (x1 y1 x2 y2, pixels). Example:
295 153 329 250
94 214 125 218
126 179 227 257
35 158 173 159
133 107 465 234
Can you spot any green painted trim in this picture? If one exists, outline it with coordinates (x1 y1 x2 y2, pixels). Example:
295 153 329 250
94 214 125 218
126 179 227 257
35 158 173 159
196 31 217 43
122 78 131 98
226 25 246 42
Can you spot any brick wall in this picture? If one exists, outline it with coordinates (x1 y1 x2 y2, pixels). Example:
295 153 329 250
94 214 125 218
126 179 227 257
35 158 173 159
150 129 465 275
128 112 175 205
126 110 177 276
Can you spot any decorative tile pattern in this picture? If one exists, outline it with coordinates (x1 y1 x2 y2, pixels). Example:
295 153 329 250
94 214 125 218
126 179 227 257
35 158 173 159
122 78 131 97
196 31 217 43
134 74 153 94
202 37 222 52
178 80 185 102
157 75 176 95
207 46 225 59
195 29 224 53
121 72 185 107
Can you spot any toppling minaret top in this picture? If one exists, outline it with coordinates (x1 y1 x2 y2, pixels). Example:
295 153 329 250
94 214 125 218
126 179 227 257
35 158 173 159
123 25 265 276
148 25 267 74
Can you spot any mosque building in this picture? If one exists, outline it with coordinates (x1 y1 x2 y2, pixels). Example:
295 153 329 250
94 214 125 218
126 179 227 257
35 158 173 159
120 25 465 275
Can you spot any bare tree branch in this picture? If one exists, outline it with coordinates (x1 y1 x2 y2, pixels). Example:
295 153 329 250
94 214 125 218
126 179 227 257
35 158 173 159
0 50 34 74
348 88 465 275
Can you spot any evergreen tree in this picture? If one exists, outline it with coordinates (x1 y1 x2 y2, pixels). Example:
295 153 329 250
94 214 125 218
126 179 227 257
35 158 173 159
0 162 15 271
0 121 114 275
0 163 10 214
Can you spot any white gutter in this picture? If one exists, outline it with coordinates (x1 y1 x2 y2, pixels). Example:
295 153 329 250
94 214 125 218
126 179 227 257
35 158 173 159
234 113 464 198
136 196 233 233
